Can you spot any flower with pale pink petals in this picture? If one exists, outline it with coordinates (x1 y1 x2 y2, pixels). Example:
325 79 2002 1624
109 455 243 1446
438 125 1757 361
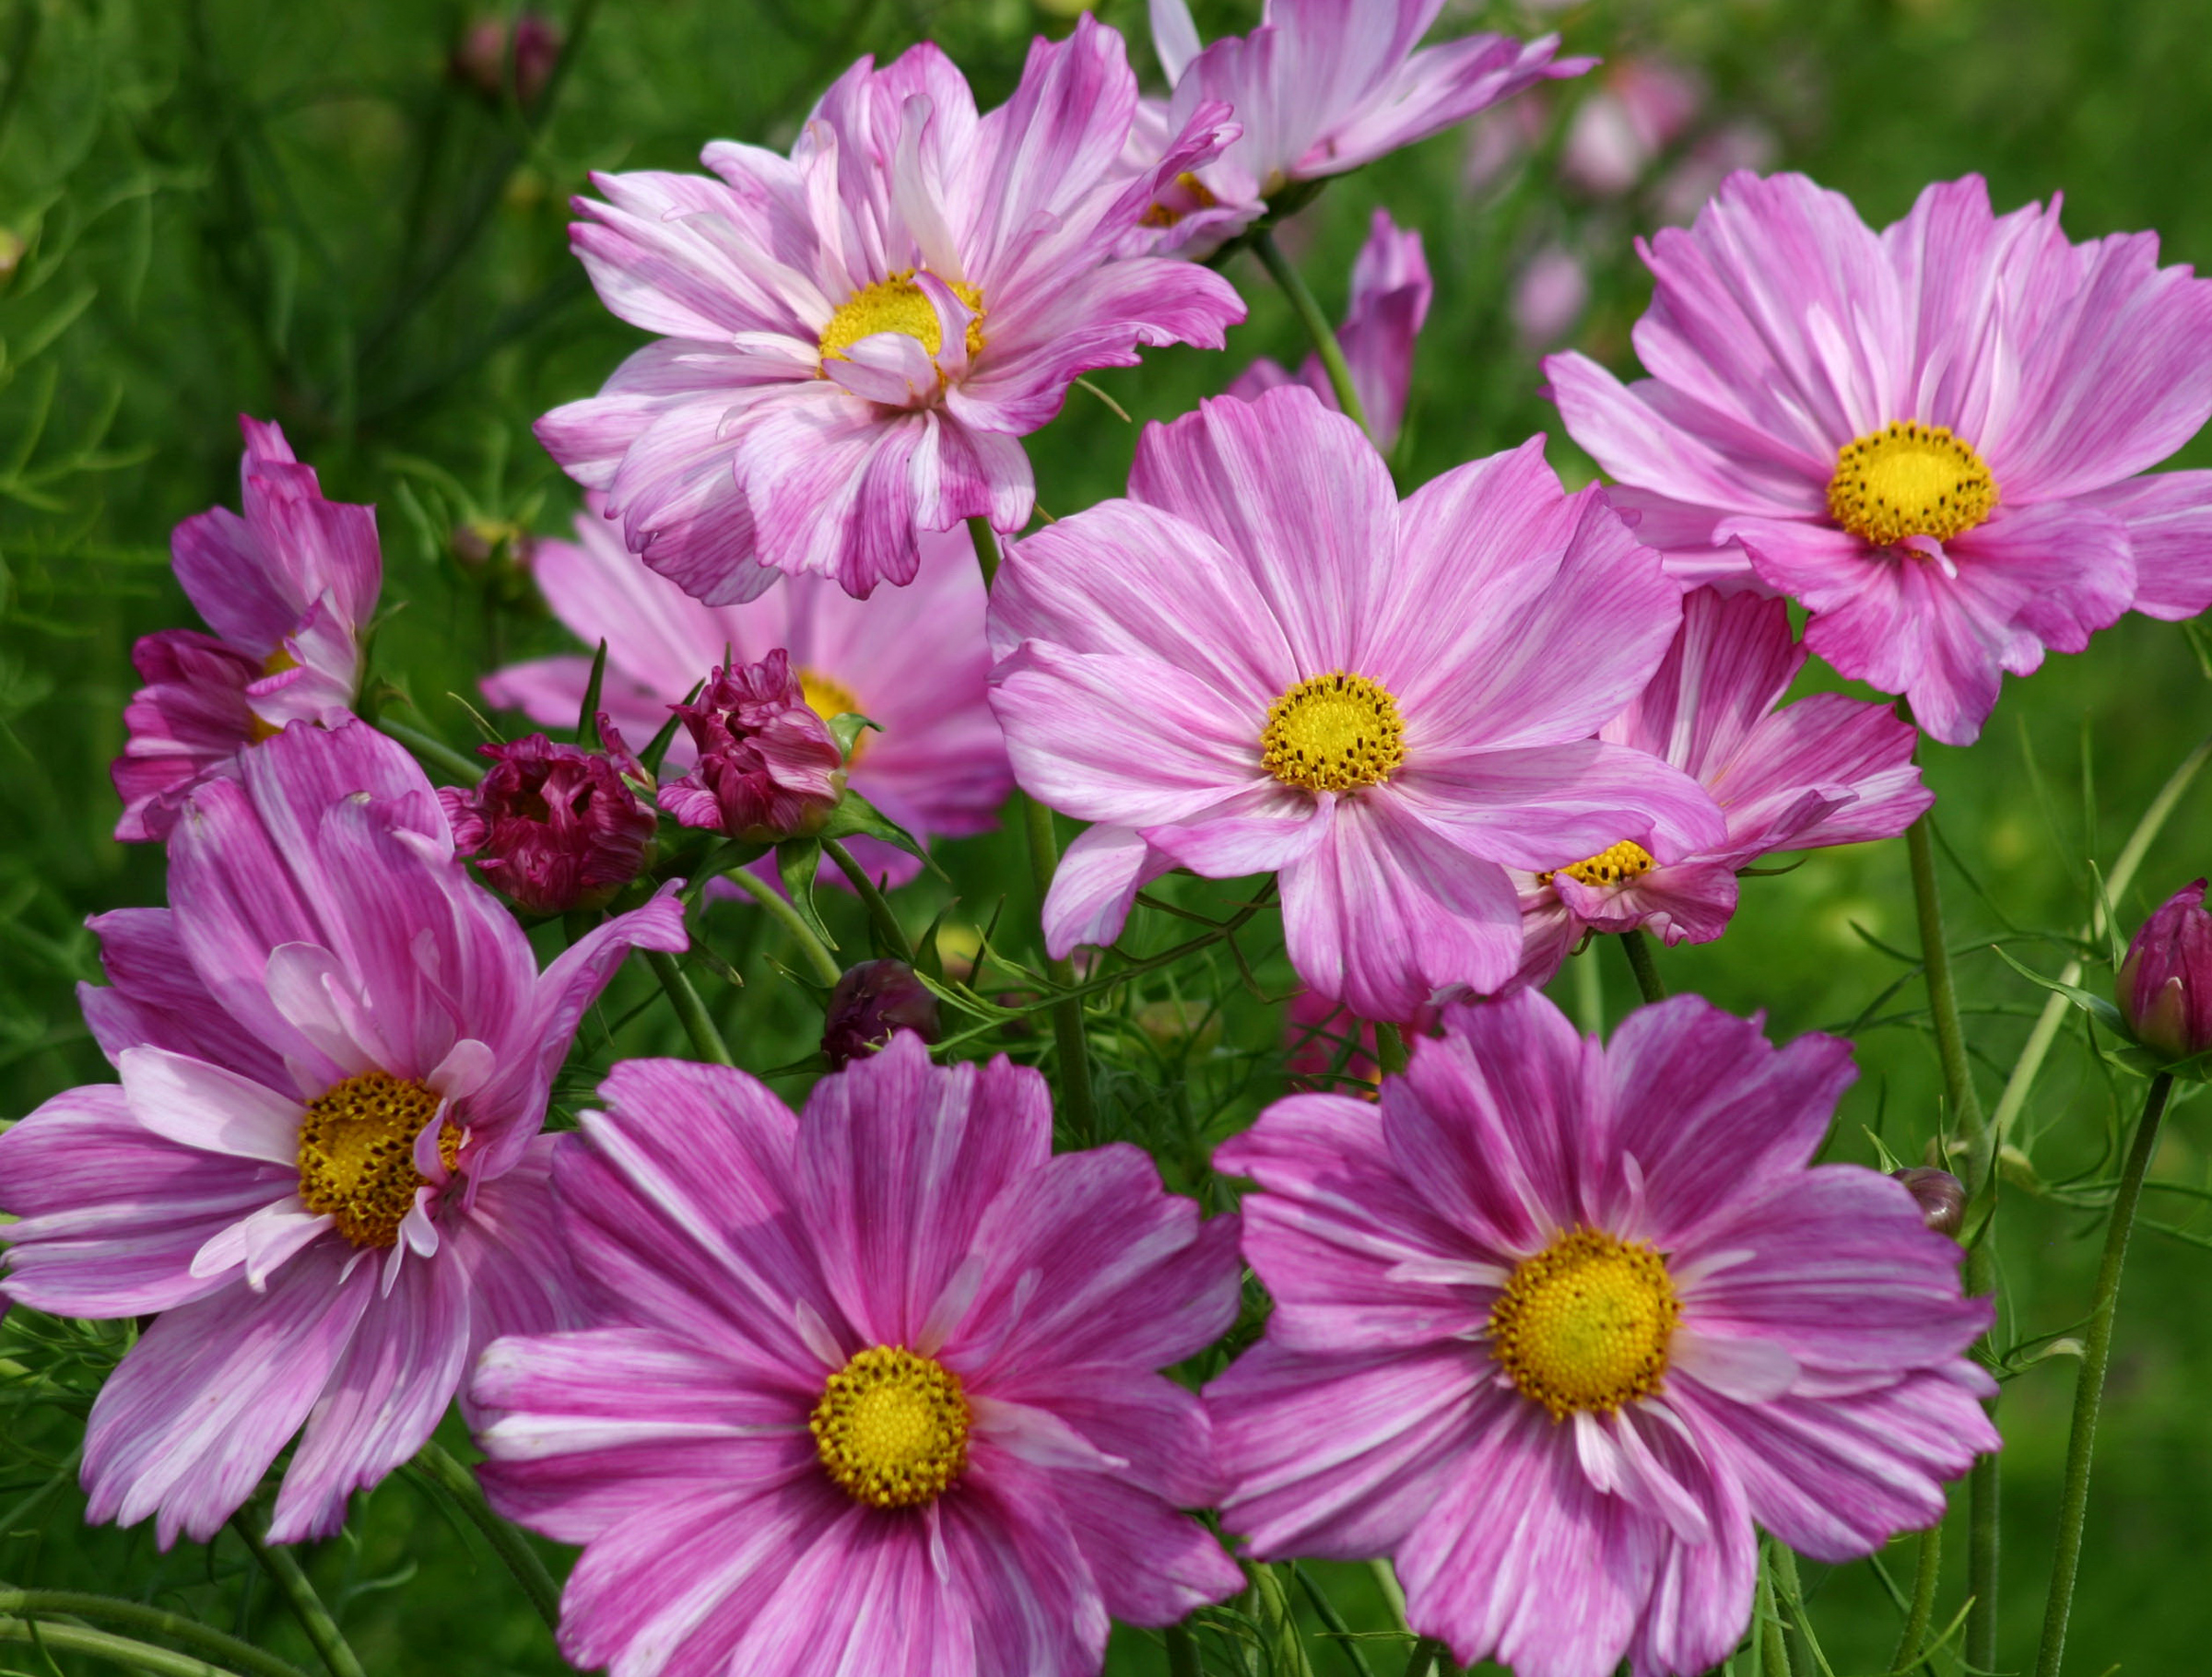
440 728 657 916
483 502 1008 887
986 386 1724 1022
661 652 847 841
537 16 1245 602
1559 59 1703 197
112 417 380 842
1548 170 2212 745
1510 588 1930 990
471 1031 1243 1677
1207 990 1997 1677
0 721 684 1547
1227 207 1430 451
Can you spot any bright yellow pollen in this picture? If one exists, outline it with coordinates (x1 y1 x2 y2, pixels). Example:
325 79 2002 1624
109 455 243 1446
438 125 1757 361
1261 671 1406 794
1539 840 1656 889
799 669 867 766
1827 420 1998 548
296 1071 460 1249
811 1345 971 1509
1489 1227 1680 1420
247 647 300 744
818 270 986 366
1139 170 1219 229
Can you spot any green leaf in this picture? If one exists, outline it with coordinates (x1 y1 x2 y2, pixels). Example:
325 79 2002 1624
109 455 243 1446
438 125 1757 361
776 838 837 948
826 710 880 760
576 639 609 747
1992 944 2124 1030
819 791 940 874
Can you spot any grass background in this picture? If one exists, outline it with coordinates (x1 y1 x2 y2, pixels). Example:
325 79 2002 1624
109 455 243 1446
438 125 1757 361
5 0 2212 1671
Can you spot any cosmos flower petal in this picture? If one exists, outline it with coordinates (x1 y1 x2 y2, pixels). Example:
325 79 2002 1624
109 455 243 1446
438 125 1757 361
1396 741 1725 872
1039 824 1176 958
118 1045 303 1166
2077 468 2212 621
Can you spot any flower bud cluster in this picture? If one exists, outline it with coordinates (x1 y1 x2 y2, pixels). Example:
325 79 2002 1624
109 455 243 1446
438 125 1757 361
441 724 655 915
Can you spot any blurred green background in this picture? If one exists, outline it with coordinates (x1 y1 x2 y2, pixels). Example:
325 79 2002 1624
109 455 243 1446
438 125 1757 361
5 0 2212 1671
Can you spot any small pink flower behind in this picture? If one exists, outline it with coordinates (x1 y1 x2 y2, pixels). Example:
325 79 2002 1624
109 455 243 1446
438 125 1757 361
112 417 381 841
2115 880 2212 1061
0 721 685 1547
440 728 657 916
1547 171 2212 745
1207 991 1997 1677
470 1032 1244 1677
660 651 848 841
1510 588 1930 989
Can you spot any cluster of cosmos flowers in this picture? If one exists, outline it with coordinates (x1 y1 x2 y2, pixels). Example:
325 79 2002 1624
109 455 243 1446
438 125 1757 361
9 3 2212 1675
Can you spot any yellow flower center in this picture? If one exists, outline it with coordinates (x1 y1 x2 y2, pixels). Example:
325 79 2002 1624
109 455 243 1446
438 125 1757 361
810 1345 971 1509
1139 170 1219 229
1488 1226 1680 1420
1261 671 1406 794
799 668 867 767
818 270 986 366
1538 840 1656 889
1827 421 1997 548
296 1070 460 1249
247 647 300 745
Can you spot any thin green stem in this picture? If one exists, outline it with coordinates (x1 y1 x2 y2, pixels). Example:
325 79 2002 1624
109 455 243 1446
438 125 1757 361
966 513 1003 587
1401 1636 1447 1677
1887 1525 1941 1674
1573 946 1605 1038
229 1522 366 1677
2034 1071 2174 1677
412 1441 562 1632
374 718 485 785
1769 1544 1811 1677
1253 230 1371 436
1618 929 1667 1004
1757 1548 1789 1677
0 1616 258 1677
1374 1021 1408 1077
1290 1563 1378 1677
1021 792 1100 1145
0 1593 309 1677
721 866 844 987
1164 1620 1202 1677
824 837 915 964
645 950 735 1066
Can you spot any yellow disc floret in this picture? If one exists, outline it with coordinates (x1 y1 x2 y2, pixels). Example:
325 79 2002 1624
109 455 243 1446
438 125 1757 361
1538 839 1657 889
296 1071 459 1249
811 1345 971 1508
799 668 867 767
1827 420 1997 548
1488 1226 1681 1420
819 270 986 366
1138 170 1219 229
1261 671 1406 794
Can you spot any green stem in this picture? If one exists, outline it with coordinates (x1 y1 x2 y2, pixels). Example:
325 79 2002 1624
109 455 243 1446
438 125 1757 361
1757 1547 1789 1677
966 513 1004 588
1887 1524 1941 1674
1290 1563 1378 1677
1618 929 1666 1003
1253 230 1371 436
1401 1636 1447 1677
1373 1021 1408 1077
1021 792 1100 1145
1573 946 1605 1038
721 865 845 987
0 1615 262 1677
412 1441 563 1632
645 950 735 1066
374 718 485 785
229 1522 367 1677
824 837 915 964
1769 1544 1811 1677
2033 1071 2174 1677
1164 1620 1202 1677
0 1593 309 1677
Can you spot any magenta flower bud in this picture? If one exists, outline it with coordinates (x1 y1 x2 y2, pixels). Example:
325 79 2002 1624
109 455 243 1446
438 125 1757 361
440 727 655 915
2115 880 2212 1060
821 963 941 1069
1891 1167 1966 1238
452 12 562 107
659 651 847 842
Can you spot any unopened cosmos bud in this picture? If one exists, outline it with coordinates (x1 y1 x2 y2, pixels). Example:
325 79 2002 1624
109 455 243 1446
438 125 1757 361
1891 1167 1965 1239
822 963 941 1070
2115 879 2212 1061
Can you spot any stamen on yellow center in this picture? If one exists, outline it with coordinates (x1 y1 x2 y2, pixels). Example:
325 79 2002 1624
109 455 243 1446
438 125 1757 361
1139 170 1219 229
810 1345 971 1508
247 648 300 744
1827 421 1997 548
1538 840 1656 889
799 669 867 766
1488 1226 1680 1420
818 271 986 366
296 1070 459 1249
1261 671 1406 794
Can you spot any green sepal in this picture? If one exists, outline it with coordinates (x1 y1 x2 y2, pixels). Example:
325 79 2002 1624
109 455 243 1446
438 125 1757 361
776 838 838 950
819 791 941 874
827 710 881 760
1994 944 2212 1081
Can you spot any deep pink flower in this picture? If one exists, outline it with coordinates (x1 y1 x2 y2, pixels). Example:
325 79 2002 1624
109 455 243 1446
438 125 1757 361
482 501 1008 887
1135 0 1589 254
440 729 657 915
986 386 1724 1020
537 17 1244 602
1511 588 1930 989
2115 879 2212 1060
660 652 846 840
1207 991 1997 1677
471 1032 1243 1677
112 417 381 842
0 721 685 1546
1227 208 1430 451
1547 171 2212 745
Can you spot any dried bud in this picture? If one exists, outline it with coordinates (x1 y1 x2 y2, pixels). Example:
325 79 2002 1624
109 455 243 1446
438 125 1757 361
2115 879 2212 1061
452 12 562 107
660 652 846 842
441 727 655 915
822 963 941 1069
1891 1167 1966 1238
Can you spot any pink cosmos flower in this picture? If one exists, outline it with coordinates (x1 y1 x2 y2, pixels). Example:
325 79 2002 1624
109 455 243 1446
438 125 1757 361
1558 59 1703 197
1512 242 1591 349
660 651 848 840
1547 171 2212 745
537 17 1245 603
1226 207 1431 451
471 1032 1243 1677
1207 991 1998 1677
440 729 658 916
483 503 1009 886
0 721 684 1546
1135 0 1589 254
1510 588 1930 988
986 386 1724 1021
112 417 380 842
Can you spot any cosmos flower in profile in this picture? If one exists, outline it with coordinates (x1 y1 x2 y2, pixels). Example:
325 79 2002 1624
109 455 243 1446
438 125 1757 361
1548 170 2212 745
1207 991 1997 1677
